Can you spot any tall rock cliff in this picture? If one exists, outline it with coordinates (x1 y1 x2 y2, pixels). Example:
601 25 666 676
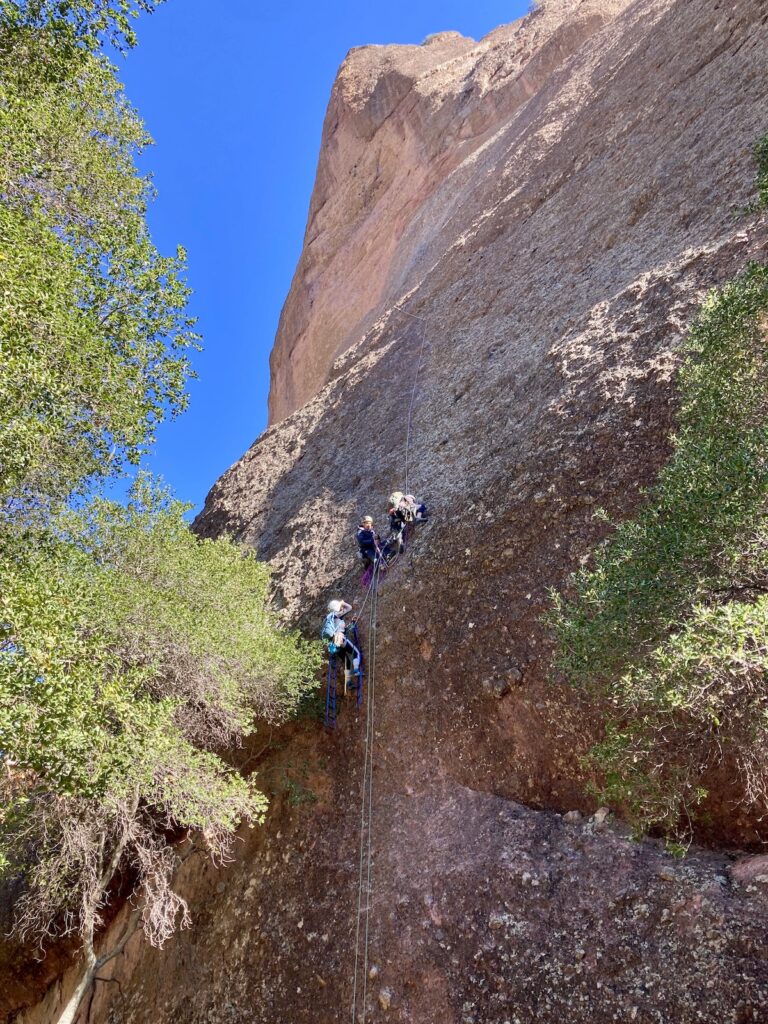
8 0 768 1022
267 0 635 423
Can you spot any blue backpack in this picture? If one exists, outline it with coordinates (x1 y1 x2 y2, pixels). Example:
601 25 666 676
321 613 340 653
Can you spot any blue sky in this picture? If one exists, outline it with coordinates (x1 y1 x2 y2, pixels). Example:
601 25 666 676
121 1 530 514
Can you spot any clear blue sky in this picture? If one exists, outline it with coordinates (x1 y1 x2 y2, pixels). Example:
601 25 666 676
121 1 529 514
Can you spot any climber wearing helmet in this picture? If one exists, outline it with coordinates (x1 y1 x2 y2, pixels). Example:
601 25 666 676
386 490 429 555
321 598 361 690
356 515 384 573
386 491 408 554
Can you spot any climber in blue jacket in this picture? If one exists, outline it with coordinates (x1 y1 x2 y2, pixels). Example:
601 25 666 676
321 599 361 690
356 515 384 571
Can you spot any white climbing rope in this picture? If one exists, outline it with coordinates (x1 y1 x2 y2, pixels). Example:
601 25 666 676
398 306 431 497
351 303 431 1021
351 558 380 1023
355 551 383 624
361 563 378 1017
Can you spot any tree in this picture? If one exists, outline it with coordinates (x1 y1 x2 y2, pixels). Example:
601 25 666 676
1 479 320 1023
549 147 768 841
0 4 321 1020
0 0 196 510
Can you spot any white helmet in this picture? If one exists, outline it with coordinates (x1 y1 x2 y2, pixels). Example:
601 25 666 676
405 494 416 504
327 599 343 614
389 491 404 508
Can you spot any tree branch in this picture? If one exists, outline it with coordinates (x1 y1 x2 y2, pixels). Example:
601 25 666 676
94 909 141 972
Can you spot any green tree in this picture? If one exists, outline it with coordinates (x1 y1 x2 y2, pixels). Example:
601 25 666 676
0 0 196 509
0 4 320 1020
1 479 319 1023
550 219 768 839
2 1 159 52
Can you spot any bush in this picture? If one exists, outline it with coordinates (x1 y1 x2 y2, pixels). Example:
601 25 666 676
0 476 320 948
0 6 321 1018
550 256 768 841
751 133 768 213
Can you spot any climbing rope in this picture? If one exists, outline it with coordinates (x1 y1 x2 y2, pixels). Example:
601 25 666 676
355 552 382 624
361 564 378 1016
397 305 430 496
350 303 431 1021
351 557 380 1023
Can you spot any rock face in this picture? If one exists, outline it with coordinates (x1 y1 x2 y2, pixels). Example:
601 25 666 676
7 0 768 1022
24 781 768 1024
267 0 634 423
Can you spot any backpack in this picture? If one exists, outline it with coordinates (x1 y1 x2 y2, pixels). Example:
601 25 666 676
321 615 346 654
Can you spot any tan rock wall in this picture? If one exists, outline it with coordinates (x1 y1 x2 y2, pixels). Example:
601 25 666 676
267 0 635 422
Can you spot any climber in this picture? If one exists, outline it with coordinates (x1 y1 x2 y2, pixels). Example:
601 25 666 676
386 491 429 555
321 598 361 690
356 515 384 570
356 515 387 585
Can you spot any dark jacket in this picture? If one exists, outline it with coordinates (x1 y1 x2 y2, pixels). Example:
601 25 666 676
357 526 381 556
388 507 410 533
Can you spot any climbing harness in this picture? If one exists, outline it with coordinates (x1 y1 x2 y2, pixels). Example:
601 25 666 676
359 541 387 589
361 557 385 589
356 553 382 622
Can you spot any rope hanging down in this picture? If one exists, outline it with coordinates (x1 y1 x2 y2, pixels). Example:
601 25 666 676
350 303 431 1022
361 562 378 1016
351 558 380 1023
398 307 430 497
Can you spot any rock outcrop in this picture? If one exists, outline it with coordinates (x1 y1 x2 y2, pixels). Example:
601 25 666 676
7 0 768 1021
267 0 635 423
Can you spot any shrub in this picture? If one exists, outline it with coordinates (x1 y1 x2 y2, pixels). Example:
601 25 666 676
0 6 321 1020
550 256 768 841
